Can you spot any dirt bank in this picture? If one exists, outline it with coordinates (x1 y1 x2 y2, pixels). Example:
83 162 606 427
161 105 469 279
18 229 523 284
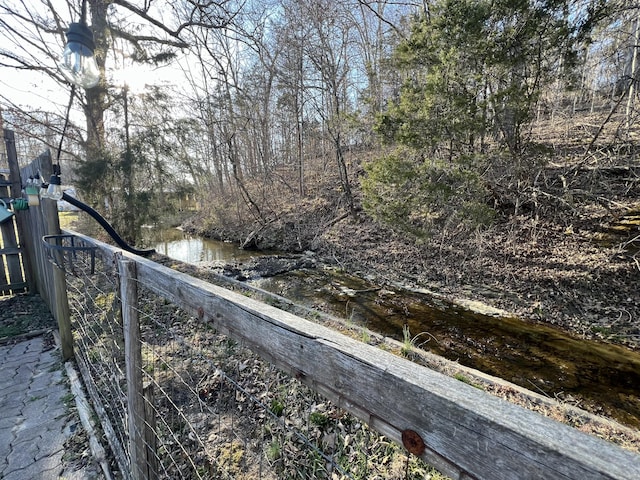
185 201 639 353
315 210 640 351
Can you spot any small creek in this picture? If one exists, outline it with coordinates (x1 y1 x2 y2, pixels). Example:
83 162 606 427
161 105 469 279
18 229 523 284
148 228 640 429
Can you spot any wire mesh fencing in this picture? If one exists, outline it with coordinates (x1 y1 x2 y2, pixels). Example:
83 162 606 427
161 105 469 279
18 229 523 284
62 239 436 480
64 247 131 474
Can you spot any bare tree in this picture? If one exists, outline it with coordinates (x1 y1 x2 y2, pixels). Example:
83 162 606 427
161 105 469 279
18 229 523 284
298 0 358 213
1 0 237 243
1 0 236 156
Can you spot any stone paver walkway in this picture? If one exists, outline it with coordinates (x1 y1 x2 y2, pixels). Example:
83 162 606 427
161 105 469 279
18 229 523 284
0 335 102 480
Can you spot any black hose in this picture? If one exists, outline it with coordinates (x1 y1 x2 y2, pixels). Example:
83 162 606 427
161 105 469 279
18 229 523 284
61 192 155 257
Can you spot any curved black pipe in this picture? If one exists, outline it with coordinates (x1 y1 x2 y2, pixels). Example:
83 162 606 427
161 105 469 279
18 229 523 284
61 192 155 257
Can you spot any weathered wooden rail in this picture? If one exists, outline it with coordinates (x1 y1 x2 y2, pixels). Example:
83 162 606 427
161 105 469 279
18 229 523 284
67 230 640 480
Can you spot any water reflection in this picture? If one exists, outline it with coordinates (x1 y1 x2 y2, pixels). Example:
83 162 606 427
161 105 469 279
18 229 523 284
145 228 255 264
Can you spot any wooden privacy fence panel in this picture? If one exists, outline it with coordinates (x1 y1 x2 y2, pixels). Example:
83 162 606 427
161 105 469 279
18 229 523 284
1 129 62 298
16 147 62 302
3 130 72 357
0 190 26 295
62 230 640 480
1 130 26 295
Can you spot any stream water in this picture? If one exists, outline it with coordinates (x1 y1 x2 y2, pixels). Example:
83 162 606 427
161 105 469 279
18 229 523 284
147 228 640 429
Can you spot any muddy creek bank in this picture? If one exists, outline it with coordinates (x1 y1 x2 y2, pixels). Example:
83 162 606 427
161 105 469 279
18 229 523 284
150 229 640 428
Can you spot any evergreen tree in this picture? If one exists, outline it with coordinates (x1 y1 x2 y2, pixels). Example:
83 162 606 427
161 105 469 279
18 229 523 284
367 0 588 235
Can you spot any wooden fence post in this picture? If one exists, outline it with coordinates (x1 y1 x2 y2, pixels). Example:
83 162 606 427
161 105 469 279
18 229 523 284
143 384 158 479
51 265 73 360
41 189 73 360
119 256 151 480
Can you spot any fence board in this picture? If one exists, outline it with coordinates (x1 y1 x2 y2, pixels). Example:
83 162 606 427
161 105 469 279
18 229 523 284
68 231 640 480
18 149 58 301
0 174 8 292
1 129 27 294
0 203 11 293
16 149 73 358
0 220 24 295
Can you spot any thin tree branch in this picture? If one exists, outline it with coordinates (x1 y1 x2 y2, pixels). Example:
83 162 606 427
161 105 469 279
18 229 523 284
110 0 235 47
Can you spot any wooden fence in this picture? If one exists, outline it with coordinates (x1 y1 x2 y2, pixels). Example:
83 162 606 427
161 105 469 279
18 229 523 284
4 129 639 478
0 174 26 295
0 129 27 295
2 129 72 357
62 230 639 480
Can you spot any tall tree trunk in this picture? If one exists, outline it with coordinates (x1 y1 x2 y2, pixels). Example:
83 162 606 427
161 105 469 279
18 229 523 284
296 74 305 197
121 86 137 244
626 15 640 138
331 89 354 214
85 0 109 157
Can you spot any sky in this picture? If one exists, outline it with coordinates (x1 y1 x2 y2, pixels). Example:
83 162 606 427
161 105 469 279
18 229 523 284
0 0 190 119
1 48 185 114
1 0 68 114
1 60 69 114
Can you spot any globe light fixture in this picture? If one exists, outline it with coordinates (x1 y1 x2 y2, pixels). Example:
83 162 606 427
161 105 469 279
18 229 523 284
43 164 64 201
60 22 100 89
39 178 49 199
46 173 64 200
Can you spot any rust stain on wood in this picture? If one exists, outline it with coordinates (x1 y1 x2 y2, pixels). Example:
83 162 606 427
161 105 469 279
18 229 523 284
402 429 425 456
